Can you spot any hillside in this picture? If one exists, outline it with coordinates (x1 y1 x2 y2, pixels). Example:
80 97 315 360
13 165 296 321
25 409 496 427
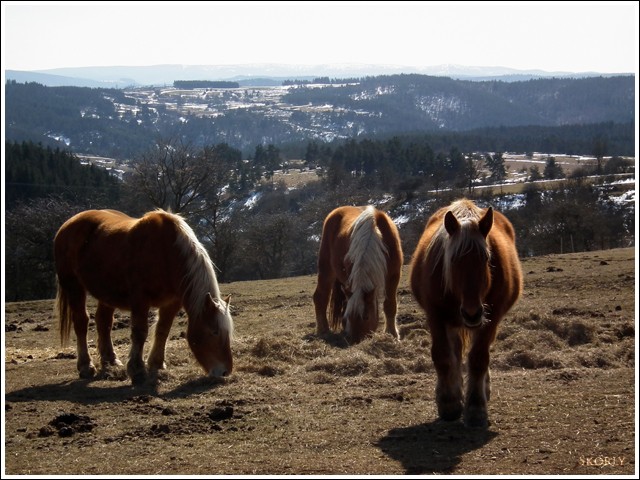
5 74 635 159
4 248 635 475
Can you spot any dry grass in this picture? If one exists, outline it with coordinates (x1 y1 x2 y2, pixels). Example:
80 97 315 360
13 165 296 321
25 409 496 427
3 247 636 475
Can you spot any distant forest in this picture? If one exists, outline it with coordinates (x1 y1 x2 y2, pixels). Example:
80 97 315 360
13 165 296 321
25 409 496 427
5 140 121 209
5 139 634 301
173 80 240 89
294 121 635 165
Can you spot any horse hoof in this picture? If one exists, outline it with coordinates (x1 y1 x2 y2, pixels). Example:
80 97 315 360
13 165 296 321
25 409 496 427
78 365 97 379
464 409 489 428
385 328 400 340
148 361 167 372
439 410 463 422
130 371 148 386
127 364 148 385
438 403 463 421
102 358 123 369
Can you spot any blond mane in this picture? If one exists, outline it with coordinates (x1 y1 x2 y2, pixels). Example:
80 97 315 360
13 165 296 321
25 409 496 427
344 206 389 320
168 211 234 338
427 201 491 293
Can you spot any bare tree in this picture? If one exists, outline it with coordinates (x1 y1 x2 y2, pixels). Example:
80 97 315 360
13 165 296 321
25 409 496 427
5 197 79 301
126 138 249 280
461 154 482 194
128 137 215 216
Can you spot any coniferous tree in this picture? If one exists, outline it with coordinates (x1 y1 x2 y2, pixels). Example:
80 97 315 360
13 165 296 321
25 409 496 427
485 152 507 184
543 156 565 180
529 165 542 182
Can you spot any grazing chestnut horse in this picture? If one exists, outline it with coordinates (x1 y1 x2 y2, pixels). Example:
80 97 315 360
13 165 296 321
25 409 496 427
313 205 403 343
410 199 522 427
54 209 234 384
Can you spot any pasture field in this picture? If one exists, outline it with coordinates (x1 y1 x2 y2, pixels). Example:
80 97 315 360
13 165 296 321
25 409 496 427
273 155 635 197
3 247 636 475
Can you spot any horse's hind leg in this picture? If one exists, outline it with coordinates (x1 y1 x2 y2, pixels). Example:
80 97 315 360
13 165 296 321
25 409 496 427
95 303 123 370
147 302 181 374
430 319 464 421
464 327 496 428
62 284 97 379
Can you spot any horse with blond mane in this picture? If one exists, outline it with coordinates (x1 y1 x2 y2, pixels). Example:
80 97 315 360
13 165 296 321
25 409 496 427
54 209 233 384
313 205 403 343
410 199 522 427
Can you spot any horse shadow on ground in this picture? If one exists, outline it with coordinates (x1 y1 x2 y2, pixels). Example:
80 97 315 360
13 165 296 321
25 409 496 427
5 372 225 406
376 419 498 474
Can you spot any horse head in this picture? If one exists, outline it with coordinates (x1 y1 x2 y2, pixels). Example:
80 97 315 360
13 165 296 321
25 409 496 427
343 289 379 343
444 206 493 328
187 293 234 378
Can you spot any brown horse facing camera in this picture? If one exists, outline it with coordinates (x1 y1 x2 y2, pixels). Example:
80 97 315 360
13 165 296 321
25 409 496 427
410 199 522 427
53 209 234 384
313 205 403 343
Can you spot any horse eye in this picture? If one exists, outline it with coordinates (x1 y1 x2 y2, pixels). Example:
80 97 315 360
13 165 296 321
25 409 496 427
207 321 220 336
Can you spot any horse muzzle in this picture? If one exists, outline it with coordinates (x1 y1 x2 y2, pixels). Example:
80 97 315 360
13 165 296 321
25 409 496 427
208 364 231 379
461 306 485 328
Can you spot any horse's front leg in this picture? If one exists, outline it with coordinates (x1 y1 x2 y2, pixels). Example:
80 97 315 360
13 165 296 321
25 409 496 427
313 269 334 335
382 271 401 339
464 327 496 428
147 302 181 374
429 319 464 421
95 303 123 370
127 305 150 385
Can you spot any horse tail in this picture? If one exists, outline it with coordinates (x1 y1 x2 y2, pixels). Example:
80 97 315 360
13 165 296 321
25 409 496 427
344 206 388 323
55 277 73 347
329 280 347 331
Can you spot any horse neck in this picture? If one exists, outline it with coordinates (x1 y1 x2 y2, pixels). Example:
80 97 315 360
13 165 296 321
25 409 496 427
344 289 378 339
450 227 489 289
345 207 388 300
174 220 221 318
429 222 489 293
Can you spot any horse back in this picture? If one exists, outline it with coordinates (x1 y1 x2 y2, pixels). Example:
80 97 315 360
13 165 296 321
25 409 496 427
486 210 523 316
409 207 448 311
317 206 363 284
373 208 403 277
54 209 181 309
318 206 402 281
54 210 134 268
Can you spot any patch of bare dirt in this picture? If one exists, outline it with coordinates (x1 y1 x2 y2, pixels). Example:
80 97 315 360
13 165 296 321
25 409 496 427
3 248 636 475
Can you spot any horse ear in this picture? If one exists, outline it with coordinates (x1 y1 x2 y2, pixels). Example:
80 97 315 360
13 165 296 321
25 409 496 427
479 207 494 237
444 211 460 235
224 294 231 312
207 292 221 310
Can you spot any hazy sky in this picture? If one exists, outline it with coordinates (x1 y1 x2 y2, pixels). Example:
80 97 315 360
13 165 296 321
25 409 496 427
2 1 639 74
